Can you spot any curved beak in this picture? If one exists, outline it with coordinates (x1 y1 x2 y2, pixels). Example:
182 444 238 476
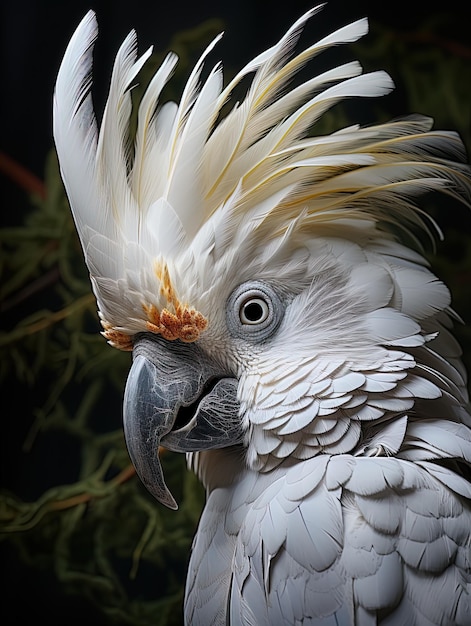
123 334 242 509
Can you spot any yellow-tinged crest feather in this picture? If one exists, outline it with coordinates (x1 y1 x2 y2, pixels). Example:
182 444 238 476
53 5 471 348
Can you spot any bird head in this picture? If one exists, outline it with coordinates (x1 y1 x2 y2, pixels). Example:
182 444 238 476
53 6 471 509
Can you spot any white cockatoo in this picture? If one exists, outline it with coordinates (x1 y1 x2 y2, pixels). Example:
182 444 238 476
53 5 471 624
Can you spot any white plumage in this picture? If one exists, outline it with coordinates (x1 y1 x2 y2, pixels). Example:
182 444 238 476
54 5 471 624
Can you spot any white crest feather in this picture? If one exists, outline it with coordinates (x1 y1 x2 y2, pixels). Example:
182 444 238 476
54 7 471 339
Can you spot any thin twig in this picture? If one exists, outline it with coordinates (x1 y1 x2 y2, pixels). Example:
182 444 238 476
0 293 95 346
0 151 47 199
0 266 61 313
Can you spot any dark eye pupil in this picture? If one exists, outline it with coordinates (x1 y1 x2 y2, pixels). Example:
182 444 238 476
244 302 264 321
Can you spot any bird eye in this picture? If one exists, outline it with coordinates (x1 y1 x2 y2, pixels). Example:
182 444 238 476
227 281 285 342
240 297 269 325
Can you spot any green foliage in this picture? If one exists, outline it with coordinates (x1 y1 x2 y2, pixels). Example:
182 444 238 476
1 12 470 626
358 17 471 155
0 144 206 624
0 22 219 626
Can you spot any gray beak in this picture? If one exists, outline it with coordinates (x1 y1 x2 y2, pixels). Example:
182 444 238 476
123 334 242 509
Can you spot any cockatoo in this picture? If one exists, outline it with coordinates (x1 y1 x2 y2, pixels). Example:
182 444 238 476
53 5 471 624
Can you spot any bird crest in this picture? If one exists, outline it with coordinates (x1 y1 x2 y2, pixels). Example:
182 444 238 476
53 5 471 350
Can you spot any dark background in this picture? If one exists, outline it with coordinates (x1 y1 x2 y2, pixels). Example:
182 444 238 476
2 0 469 184
1 1 470 624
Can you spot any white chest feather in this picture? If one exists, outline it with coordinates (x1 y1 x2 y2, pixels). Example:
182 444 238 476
185 454 471 625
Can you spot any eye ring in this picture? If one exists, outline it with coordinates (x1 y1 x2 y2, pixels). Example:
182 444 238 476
240 297 270 325
226 281 285 343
